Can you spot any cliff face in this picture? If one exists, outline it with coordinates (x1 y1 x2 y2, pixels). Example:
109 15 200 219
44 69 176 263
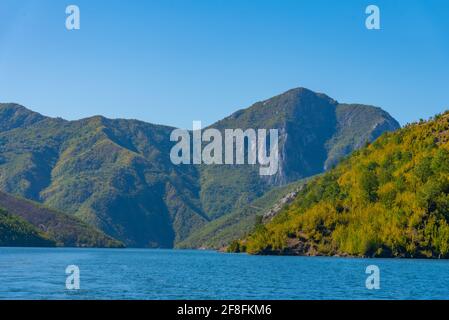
201 88 400 219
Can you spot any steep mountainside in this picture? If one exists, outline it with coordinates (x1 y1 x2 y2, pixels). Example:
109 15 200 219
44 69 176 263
0 88 399 247
201 88 400 219
235 112 449 258
0 191 123 247
177 178 311 249
0 208 55 247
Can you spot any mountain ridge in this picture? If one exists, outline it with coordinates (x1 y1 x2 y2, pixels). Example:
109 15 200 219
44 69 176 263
0 87 400 247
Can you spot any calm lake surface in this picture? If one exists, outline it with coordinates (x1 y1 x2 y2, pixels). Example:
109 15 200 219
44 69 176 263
1 248 449 299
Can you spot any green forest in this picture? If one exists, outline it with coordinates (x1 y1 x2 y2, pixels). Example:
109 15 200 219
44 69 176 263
234 112 449 258
0 208 55 247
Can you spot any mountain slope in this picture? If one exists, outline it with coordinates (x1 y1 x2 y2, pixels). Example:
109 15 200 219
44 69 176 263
0 88 399 247
0 111 207 247
0 191 123 247
236 112 449 258
200 88 400 219
0 208 55 247
177 178 310 249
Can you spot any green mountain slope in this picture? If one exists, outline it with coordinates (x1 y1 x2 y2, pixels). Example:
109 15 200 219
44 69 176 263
236 112 449 258
0 88 399 247
0 110 207 247
177 178 310 249
0 208 55 247
0 191 123 247
200 88 400 219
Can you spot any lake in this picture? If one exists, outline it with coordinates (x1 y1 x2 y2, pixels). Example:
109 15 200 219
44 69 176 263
1 248 449 299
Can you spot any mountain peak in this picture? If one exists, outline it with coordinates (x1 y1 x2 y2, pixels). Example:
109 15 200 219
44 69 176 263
0 89 401 248
0 102 35 114
268 87 338 105
214 87 338 130
0 103 46 132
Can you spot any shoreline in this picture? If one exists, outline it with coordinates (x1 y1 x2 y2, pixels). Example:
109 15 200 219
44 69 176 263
2 246 448 260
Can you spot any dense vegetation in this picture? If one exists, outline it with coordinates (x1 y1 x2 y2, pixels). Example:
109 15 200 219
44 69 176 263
0 191 123 247
236 112 449 258
0 208 55 247
177 179 309 249
0 88 399 247
0 105 205 247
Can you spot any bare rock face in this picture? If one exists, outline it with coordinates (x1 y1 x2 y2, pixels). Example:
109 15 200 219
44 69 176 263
262 184 306 223
262 191 298 223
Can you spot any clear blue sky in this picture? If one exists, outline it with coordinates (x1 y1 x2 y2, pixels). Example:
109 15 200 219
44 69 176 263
0 0 448 129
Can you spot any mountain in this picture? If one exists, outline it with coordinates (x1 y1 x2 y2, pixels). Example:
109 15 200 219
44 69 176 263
199 88 400 220
0 88 399 247
0 106 207 247
185 88 399 248
0 191 123 247
234 112 449 258
0 208 55 247
177 178 311 249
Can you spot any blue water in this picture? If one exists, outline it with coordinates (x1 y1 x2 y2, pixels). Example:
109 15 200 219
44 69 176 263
1 248 449 299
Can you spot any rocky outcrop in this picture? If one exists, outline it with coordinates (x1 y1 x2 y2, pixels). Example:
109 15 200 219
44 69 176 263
262 184 306 223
